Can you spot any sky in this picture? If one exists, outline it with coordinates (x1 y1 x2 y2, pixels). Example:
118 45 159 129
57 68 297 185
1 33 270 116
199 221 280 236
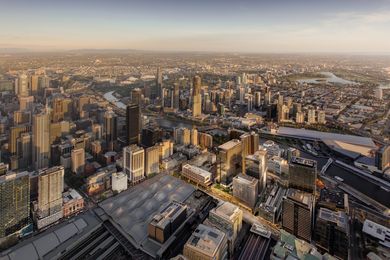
0 0 390 53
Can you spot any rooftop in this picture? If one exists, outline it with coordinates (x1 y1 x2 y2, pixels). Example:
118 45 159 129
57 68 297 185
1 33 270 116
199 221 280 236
285 188 314 208
210 201 241 222
317 208 347 230
182 164 212 179
150 201 187 230
219 139 241 151
234 174 258 186
186 224 226 257
290 156 316 168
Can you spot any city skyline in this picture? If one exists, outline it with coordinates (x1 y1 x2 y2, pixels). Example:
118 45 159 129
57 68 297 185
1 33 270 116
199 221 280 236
1 0 390 53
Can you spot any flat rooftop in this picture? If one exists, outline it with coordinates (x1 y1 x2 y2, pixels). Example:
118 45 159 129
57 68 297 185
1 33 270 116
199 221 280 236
318 208 347 230
234 174 258 186
150 201 187 229
182 164 212 178
285 188 314 208
290 156 316 168
99 174 195 257
186 224 225 257
210 201 241 221
218 139 241 151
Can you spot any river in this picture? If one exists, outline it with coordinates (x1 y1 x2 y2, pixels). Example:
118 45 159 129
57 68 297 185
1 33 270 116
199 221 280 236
297 72 358 85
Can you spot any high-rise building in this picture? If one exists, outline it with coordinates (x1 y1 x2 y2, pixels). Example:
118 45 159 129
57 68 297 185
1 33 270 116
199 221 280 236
51 97 72 123
17 74 30 97
245 150 267 192
141 127 162 148
36 166 64 229
375 145 390 171
288 157 317 194
314 207 348 259
218 139 242 184
156 67 163 99
317 110 326 124
296 111 305 124
104 110 117 151
33 111 50 170
126 104 141 145
145 145 160 176
17 132 32 169
191 128 198 146
158 140 174 160
37 166 64 218
111 172 128 193
173 83 180 109
13 110 31 125
240 132 259 158
307 109 316 124
30 75 39 96
282 188 314 242
123 145 145 184
18 96 34 111
174 127 191 146
71 148 85 174
9 124 31 155
198 132 213 149
0 171 30 238
183 224 228 260
233 174 259 208
208 201 243 244
192 75 202 117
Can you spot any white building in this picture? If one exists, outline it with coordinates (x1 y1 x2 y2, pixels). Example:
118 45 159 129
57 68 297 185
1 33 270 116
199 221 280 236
182 164 212 187
111 172 128 193
123 145 145 184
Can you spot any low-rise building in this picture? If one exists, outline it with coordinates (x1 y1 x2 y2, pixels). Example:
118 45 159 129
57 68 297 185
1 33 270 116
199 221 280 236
62 189 84 218
111 171 128 193
182 164 212 187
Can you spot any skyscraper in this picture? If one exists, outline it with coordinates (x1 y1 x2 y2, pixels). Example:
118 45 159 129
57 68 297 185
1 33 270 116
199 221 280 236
173 82 180 109
36 166 64 229
145 145 160 176
104 110 117 151
123 145 145 184
0 171 30 238
33 111 50 170
71 148 85 174
126 104 141 145
192 75 202 117
156 67 163 100
288 157 317 194
282 188 314 242
17 74 30 97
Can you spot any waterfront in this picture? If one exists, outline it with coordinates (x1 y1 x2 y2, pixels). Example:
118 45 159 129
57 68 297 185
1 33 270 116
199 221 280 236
297 72 358 85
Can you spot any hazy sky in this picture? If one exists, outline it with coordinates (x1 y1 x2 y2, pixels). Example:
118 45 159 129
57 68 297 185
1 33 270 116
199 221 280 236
1 0 390 53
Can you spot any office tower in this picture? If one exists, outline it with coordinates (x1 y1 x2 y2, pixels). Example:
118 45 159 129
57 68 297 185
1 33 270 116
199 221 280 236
247 94 254 111
158 140 174 160
254 91 261 108
141 127 162 148
218 139 242 184
307 109 316 124
296 111 305 124
0 171 30 238
289 157 317 194
156 67 163 99
174 127 191 146
285 147 300 162
314 208 348 259
131 88 142 105
183 224 228 260
293 102 302 115
126 104 140 145
191 128 198 146
245 150 267 192
33 111 50 170
17 74 30 97
317 110 326 124
198 132 213 149
240 132 259 157
264 88 271 105
103 110 117 151
13 110 31 125
233 174 259 208
123 145 145 184
282 188 314 242
9 124 31 155
51 97 72 123
71 148 85 174
74 95 90 119
375 87 383 100
208 201 243 244
375 145 390 171
192 75 202 117
49 121 70 145
145 145 160 176
17 132 32 169
38 75 50 95
37 166 64 229
18 96 34 111
30 75 39 96
173 83 180 109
